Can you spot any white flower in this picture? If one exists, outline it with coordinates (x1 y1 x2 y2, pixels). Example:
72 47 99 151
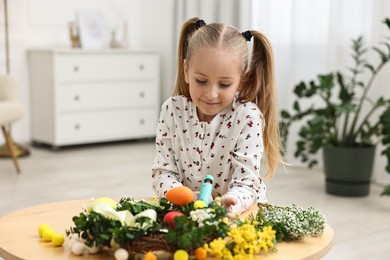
189 209 215 227
90 201 157 229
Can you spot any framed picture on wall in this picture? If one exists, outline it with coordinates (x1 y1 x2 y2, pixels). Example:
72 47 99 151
77 10 106 48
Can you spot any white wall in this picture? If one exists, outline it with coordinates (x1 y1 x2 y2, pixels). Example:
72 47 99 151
0 0 175 144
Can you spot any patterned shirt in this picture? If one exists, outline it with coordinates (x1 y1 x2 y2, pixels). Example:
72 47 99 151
152 95 267 213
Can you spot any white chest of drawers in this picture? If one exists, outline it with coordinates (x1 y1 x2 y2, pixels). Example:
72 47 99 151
28 49 160 148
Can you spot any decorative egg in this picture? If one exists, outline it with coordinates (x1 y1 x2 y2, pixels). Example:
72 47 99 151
52 233 65 247
173 249 189 260
194 200 206 209
38 223 51 237
114 248 129 260
163 211 184 228
42 228 55 242
71 242 86 256
165 186 194 206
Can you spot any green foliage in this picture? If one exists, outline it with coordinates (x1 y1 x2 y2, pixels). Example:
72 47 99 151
66 197 327 256
66 211 124 247
67 198 229 250
66 198 166 248
280 18 390 195
165 204 229 249
381 184 390 196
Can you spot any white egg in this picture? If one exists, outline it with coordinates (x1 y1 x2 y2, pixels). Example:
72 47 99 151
114 248 129 260
66 237 79 249
71 242 86 255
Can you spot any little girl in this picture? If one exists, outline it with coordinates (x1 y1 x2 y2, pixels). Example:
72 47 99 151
152 17 283 216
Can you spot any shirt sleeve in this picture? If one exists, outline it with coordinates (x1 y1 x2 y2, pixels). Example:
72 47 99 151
223 106 266 214
151 99 182 197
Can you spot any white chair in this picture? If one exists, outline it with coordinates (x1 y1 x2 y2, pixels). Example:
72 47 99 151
0 75 23 173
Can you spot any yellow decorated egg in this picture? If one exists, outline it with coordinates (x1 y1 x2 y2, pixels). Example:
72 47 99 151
38 223 51 237
42 228 55 242
194 200 206 209
166 186 194 206
174 249 189 260
52 233 65 246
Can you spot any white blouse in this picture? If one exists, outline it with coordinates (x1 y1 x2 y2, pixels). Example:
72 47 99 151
152 95 267 213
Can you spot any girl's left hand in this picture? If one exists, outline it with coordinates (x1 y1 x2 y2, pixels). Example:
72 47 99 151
221 195 238 219
193 191 213 204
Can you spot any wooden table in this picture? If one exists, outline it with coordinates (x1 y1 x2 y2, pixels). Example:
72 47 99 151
0 199 334 260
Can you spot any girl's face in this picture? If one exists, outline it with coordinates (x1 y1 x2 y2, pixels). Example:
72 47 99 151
184 47 243 122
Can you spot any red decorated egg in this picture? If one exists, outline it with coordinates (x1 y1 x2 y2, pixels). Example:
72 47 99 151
163 211 184 228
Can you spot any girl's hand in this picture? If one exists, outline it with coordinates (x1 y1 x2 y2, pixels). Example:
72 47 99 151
192 191 200 202
193 191 213 204
221 195 239 219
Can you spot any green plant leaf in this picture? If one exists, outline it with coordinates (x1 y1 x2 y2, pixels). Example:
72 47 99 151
380 42 390 56
380 184 390 196
293 101 301 112
294 82 306 97
373 46 388 62
335 103 355 113
281 110 291 119
364 63 375 74
308 160 318 168
384 18 390 30
318 74 334 93
337 72 354 102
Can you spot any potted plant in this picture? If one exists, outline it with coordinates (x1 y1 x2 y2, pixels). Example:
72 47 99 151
280 18 390 197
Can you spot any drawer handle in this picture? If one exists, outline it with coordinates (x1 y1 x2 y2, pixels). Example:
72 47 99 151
74 124 80 130
73 66 79 72
140 119 145 125
139 92 145 98
74 95 80 101
139 64 144 70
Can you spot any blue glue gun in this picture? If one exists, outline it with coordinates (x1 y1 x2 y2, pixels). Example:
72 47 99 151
198 175 214 207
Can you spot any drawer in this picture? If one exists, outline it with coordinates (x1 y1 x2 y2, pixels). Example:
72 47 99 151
56 109 158 143
55 54 158 82
57 81 158 111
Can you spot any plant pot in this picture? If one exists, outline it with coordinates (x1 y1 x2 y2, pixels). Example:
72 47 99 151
323 146 376 197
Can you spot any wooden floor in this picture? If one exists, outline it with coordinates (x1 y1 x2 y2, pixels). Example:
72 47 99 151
1 140 389 259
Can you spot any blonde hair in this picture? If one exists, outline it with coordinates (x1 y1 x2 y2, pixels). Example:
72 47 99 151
173 17 283 178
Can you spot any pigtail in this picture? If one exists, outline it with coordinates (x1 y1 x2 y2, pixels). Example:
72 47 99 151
173 17 201 97
243 30 283 178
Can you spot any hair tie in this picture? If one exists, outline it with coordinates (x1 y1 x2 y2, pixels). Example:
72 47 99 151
242 30 252 41
196 19 206 30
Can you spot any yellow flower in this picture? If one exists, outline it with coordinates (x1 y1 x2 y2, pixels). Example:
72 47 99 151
208 237 226 258
207 222 276 259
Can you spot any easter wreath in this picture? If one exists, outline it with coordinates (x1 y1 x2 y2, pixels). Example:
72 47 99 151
65 189 326 259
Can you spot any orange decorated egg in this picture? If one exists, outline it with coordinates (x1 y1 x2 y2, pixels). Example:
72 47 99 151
166 186 194 206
